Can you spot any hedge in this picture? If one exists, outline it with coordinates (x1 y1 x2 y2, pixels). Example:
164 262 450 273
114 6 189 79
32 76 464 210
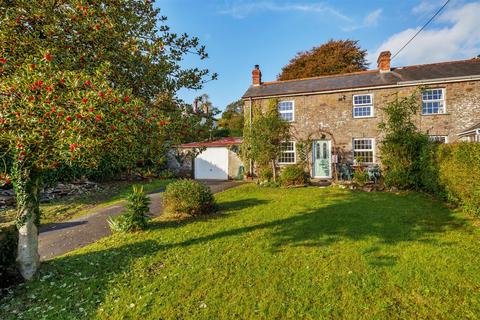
421 142 480 216
0 222 19 288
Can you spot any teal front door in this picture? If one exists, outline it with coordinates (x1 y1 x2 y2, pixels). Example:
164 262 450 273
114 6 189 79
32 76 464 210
313 140 331 178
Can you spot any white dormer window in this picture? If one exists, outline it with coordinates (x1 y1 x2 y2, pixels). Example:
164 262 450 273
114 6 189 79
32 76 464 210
422 89 446 115
352 94 373 118
278 101 294 122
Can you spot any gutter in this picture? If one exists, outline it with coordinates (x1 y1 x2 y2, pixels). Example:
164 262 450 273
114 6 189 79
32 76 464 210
242 75 480 100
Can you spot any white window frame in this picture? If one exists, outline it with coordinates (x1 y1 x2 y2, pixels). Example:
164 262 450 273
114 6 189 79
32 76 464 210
278 101 295 122
352 94 374 119
429 135 448 144
278 141 296 164
352 138 375 164
422 88 446 115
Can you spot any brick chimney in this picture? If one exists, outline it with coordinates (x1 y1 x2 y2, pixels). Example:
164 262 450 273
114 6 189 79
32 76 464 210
377 51 391 72
252 65 262 86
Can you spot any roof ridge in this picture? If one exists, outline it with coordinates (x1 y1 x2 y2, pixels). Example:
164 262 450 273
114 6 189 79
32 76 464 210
259 57 480 87
262 69 378 85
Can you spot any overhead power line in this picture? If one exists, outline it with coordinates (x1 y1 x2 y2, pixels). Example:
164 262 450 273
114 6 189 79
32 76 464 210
391 0 451 60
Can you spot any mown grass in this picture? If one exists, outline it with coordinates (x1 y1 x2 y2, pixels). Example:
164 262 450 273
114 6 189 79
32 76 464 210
1 184 479 319
0 179 174 226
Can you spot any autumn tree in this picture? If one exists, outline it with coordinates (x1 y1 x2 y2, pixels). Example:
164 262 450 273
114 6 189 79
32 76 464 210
0 0 214 279
277 39 368 81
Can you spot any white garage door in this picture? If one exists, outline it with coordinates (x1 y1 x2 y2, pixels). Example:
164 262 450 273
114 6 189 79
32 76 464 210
194 147 229 180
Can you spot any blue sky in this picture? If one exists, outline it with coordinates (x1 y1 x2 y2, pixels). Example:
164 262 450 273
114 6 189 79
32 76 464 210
158 0 480 111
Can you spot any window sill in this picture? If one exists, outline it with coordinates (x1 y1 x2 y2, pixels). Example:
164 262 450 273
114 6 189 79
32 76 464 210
352 116 376 119
420 113 450 117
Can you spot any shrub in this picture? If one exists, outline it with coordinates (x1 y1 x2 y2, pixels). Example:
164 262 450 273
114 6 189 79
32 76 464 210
378 92 431 189
258 166 273 183
353 168 369 186
425 143 480 216
0 222 20 288
163 179 216 216
108 185 150 233
279 165 310 187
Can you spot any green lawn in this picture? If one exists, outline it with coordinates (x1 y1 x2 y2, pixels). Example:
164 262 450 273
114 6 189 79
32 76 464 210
1 184 479 319
0 179 173 226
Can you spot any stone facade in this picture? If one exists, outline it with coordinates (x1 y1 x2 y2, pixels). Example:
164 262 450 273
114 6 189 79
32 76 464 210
244 80 480 173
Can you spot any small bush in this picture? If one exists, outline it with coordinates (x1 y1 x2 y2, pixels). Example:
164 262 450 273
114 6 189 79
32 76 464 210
279 165 310 187
258 166 273 183
0 222 20 288
353 168 369 186
163 179 216 216
108 185 150 233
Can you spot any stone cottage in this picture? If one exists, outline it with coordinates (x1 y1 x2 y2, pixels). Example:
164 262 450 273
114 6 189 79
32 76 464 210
242 51 480 179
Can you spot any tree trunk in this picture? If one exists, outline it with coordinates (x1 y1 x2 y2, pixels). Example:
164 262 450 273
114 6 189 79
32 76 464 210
271 160 277 182
14 166 41 280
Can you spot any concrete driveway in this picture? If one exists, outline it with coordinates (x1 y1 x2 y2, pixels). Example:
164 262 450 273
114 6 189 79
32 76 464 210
39 180 241 260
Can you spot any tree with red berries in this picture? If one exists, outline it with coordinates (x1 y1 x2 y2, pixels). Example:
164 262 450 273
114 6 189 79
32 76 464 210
0 0 215 279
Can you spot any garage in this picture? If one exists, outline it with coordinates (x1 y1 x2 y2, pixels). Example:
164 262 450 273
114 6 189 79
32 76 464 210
194 147 229 180
178 137 243 181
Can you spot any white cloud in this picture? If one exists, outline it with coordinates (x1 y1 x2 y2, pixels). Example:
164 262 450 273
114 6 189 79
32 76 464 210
218 1 351 21
412 0 443 15
364 8 382 27
371 2 480 67
342 8 382 31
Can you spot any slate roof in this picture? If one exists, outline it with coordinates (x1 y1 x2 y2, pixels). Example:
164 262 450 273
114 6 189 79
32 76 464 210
242 58 480 99
179 137 243 148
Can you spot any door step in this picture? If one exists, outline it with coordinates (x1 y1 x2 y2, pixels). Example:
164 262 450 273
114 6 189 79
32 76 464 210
310 179 332 187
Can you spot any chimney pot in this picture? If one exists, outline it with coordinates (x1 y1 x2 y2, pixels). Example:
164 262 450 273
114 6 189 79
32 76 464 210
377 51 391 72
252 65 262 86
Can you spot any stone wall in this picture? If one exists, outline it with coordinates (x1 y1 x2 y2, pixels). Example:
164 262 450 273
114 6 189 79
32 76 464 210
244 80 480 168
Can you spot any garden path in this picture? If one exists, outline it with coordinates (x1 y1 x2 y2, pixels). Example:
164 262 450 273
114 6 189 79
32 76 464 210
38 180 241 260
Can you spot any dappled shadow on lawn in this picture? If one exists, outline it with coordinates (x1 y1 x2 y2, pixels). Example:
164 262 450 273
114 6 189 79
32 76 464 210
0 239 161 319
269 192 468 249
217 198 270 212
148 198 270 231
147 191 468 268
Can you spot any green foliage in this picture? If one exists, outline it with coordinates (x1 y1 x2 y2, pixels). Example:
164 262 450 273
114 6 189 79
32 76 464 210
378 92 431 189
0 222 18 288
163 179 216 216
279 165 310 187
108 185 150 233
218 100 244 137
352 168 369 186
242 99 290 181
278 39 368 81
258 166 274 183
420 143 480 216
0 0 215 232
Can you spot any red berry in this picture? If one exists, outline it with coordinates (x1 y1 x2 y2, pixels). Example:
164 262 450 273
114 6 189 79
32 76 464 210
82 98 88 104
95 115 102 121
45 86 53 92
69 143 77 152
123 96 130 103
98 91 104 98
95 24 101 30
0 58 7 64
76 113 82 119
43 53 53 62
66 116 72 122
